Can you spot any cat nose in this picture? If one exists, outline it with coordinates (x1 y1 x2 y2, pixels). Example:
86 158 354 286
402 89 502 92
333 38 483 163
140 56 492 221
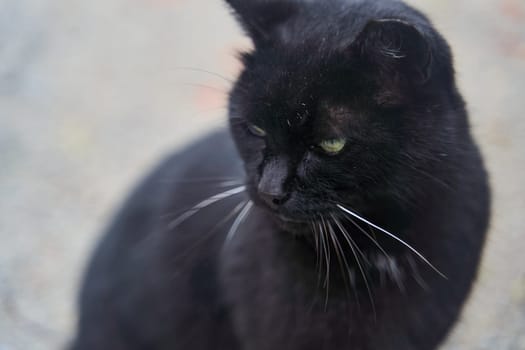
258 190 288 209
258 156 290 209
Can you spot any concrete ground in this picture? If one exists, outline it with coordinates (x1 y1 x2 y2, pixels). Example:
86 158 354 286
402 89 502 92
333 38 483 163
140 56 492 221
0 0 524 349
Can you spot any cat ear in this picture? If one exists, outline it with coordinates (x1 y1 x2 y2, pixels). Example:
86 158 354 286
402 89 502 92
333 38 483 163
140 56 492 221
355 19 433 84
224 0 297 46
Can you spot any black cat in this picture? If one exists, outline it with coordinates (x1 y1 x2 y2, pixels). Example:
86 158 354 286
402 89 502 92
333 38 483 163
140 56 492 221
71 0 490 349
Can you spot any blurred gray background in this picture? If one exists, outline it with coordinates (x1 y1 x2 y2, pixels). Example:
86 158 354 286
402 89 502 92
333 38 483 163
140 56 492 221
0 0 524 349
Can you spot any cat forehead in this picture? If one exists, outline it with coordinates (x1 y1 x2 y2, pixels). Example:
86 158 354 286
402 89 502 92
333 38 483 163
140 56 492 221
254 100 351 137
239 50 359 131
313 102 351 133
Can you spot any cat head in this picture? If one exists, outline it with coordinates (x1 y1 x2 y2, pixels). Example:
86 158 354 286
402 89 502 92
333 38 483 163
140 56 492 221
225 0 460 230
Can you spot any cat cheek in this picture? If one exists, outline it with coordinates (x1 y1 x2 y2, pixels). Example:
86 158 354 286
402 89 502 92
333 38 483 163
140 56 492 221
297 154 313 179
296 164 307 180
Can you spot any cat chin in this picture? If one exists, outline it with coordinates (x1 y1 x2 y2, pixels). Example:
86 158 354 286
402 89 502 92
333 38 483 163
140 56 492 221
250 201 313 233
270 209 333 235
253 204 310 233
273 216 312 235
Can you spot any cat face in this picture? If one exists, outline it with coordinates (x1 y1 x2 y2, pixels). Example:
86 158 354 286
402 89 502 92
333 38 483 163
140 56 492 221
226 0 456 227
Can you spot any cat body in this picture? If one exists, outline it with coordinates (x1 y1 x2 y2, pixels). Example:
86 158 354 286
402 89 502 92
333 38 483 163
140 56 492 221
72 0 490 349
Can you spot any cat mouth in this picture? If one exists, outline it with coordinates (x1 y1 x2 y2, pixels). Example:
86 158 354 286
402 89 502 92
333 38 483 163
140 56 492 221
274 209 337 230
273 215 310 233
247 185 341 228
277 214 306 223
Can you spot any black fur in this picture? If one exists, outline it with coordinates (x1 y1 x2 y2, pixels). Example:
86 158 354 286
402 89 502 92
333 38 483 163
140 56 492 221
71 1 490 349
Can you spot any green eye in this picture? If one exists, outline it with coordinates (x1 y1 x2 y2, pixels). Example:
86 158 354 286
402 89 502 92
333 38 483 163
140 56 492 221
247 123 267 137
319 138 346 155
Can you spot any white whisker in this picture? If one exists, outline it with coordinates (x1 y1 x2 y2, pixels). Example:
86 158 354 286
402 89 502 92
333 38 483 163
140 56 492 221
337 204 447 279
317 219 331 309
326 219 356 304
312 222 320 263
173 66 235 84
319 219 331 291
311 222 322 283
347 218 405 293
342 215 391 261
332 215 376 318
217 180 246 187
332 215 368 265
159 176 242 184
312 222 326 297
175 200 247 262
224 201 253 244
407 255 430 291
168 186 245 230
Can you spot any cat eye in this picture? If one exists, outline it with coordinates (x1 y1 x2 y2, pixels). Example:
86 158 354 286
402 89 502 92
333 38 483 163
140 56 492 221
247 123 267 137
318 138 346 155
